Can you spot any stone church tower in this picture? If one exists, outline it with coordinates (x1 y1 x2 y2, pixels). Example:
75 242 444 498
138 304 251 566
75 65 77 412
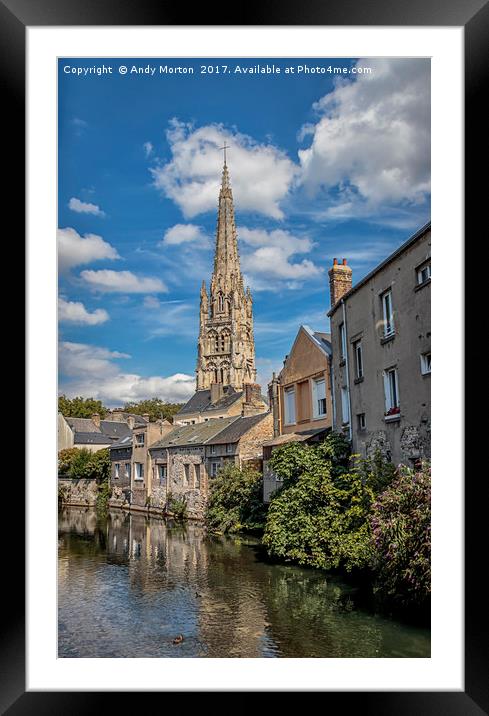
196 160 257 391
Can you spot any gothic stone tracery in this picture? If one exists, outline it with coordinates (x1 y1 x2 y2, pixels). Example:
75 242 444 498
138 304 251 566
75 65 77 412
196 161 257 391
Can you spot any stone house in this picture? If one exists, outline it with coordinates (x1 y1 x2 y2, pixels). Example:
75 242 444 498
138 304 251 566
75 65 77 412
58 411 146 453
262 325 333 502
108 435 133 506
130 418 173 508
148 412 273 520
328 222 431 466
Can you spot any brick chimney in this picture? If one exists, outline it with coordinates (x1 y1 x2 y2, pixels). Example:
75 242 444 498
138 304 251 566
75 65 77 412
328 258 352 308
91 413 101 428
127 415 135 430
210 382 224 404
142 413 150 423
242 383 264 416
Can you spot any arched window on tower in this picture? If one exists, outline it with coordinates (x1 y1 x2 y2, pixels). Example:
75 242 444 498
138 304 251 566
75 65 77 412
218 292 224 312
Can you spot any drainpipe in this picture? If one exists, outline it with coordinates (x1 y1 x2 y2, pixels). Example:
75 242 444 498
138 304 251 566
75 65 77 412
330 354 337 429
341 298 353 442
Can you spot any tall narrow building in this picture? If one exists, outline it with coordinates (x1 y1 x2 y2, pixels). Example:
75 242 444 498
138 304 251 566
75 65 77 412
174 159 266 426
196 160 256 391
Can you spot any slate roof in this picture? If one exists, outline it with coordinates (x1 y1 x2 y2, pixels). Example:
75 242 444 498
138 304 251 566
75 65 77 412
176 386 243 415
73 432 114 445
302 326 332 356
149 416 240 450
109 435 133 450
64 416 133 444
206 413 269 445
262 426 329 448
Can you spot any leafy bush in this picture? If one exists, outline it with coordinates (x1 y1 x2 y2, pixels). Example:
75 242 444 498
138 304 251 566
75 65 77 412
168 495 188 521
371 461 431 609
206 463 267 533
262 434 392 573
57 447 111 483
58 448 80 475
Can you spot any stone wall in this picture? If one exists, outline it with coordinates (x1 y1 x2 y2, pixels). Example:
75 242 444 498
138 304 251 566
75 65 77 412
238 413 274 465
58 477 98 507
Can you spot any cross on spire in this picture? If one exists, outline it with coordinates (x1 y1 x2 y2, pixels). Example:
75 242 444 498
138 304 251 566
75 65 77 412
219 141 230 165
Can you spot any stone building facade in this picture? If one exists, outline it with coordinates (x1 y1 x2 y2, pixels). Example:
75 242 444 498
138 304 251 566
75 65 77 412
328 222 431 466
149 413 273 519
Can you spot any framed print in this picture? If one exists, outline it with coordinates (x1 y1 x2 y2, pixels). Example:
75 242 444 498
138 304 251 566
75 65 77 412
4 0 483 708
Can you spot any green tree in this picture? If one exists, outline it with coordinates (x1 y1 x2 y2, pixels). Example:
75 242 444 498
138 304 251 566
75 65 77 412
262 434 381 572
206 463 267 534
371 461 431 610
122 398 183 422
58 395 108 418
57 447 111 483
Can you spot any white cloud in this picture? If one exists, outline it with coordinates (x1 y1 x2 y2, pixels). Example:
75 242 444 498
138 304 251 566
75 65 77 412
59 341 130 378
59 341 195 405
143 141 153 157
238 227 322 289
143 295 161 309
80 269 168 294
68 197 105 216
58 298 109 325
298 59 430 212
58 227 120 271
151 120 297 219
161 223 209 247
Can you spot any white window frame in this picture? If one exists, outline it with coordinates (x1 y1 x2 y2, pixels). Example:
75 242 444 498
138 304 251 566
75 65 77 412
382 290 395 337
210 444 216 455
341 386 350 425
354 340 363 379
125 462 131 478
420 352 431 374
114 463 120 479
383 367 400 414
210 461 219 478
226 443 233 453
417 262 431 285
135 432 145 446
284 386 296 425
312 377 327 419
134 462 144 481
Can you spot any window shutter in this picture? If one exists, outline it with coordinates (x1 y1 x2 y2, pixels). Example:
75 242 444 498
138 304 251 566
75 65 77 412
383 371 390 411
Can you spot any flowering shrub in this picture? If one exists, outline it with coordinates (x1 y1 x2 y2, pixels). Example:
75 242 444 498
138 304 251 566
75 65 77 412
371 461 431 609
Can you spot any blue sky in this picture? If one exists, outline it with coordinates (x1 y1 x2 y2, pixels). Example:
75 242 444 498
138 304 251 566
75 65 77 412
58 57 430 406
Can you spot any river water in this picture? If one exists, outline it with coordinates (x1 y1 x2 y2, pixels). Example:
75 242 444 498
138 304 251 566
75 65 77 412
58 506 430 658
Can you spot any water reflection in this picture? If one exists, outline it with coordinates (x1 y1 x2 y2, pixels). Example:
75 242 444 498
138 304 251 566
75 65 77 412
58 507 430 658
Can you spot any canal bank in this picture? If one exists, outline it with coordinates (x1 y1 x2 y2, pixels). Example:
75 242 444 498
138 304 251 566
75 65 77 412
58 506 430 658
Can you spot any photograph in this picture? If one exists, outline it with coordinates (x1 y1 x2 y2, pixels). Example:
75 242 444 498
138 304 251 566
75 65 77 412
57 55 431 659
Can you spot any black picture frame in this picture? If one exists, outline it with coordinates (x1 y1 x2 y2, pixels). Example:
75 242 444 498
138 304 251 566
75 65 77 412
6 0 481 709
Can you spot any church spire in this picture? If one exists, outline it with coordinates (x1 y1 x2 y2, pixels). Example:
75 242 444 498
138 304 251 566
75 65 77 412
196 156 257 392
212 159 240 282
